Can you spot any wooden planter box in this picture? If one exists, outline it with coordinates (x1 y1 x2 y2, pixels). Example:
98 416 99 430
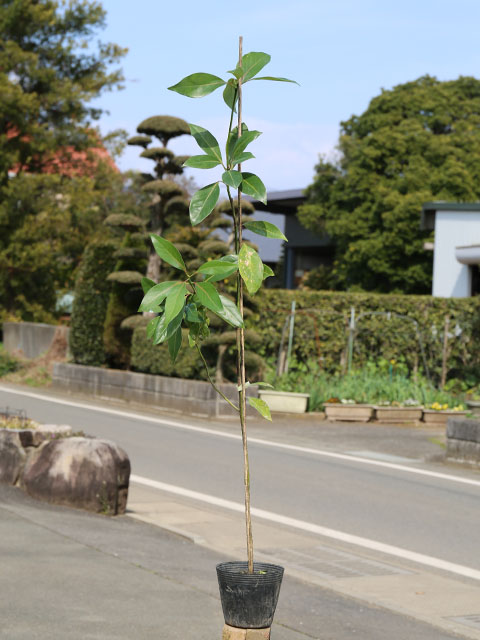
258 390 310 413
374 406 423 425
422 409 468 427
324 404 374 422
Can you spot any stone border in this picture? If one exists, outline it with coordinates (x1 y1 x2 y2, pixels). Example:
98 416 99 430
52 362 259 418
446 417 480 466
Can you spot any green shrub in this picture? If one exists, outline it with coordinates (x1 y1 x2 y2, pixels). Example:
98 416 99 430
252 289 480 387
70 240 116 366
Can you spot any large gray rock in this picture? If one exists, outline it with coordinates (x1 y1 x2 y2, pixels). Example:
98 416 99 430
22 437 130 514
0 430 26 484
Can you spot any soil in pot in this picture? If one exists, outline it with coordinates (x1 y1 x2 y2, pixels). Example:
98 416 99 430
216 561 284 629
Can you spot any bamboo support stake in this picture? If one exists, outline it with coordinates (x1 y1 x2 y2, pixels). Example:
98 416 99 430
234 35 254 574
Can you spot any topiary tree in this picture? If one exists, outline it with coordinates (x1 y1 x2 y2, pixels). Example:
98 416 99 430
127 115 191 282
70 240 116 366
102 214 147 368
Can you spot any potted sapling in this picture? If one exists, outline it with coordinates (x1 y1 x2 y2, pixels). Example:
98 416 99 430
137 39 297 634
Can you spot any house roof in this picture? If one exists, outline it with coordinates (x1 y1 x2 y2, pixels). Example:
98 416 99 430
421 201 480 230
247 188 305 214
422 201 480 212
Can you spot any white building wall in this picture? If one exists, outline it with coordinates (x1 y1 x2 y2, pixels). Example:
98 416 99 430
432 210 480 297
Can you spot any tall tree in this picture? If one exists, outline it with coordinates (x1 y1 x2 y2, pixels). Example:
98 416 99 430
299 76 480 294
0 0 126 181
0 0 127 321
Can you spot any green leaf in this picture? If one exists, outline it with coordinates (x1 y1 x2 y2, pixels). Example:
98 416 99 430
138 280 184 312
241 52 271 82
168 73 226 98
252 76 299 85
186 303 201 323
263 264 275 280
248 397 272 421
153 314 168 345
195 281 223 313
222 170 242 189
189 124 222 163
214 295 244 328
152 310 183 345
166 308 184 338
256 381 274 389
240 173 267 205
183 155 221 169
226 123 247 163
239 243 264 295
223 79 238 111
227 66 244 80
190 182 220 226
244 220 287 241
164 282 187 324
141 277 156 294
232 130 261 164
168 326 183 362
233 151 255 165
151 235 186 271
218 254 238 263
146 316 160 339
197 259 238 281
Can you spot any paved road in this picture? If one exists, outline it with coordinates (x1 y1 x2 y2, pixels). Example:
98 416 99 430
1 384 479 574
0 483 464 640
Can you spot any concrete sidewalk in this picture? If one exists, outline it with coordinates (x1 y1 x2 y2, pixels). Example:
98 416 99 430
0 482 472 640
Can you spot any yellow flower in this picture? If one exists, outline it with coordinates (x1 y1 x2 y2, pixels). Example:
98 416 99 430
390 359 396 365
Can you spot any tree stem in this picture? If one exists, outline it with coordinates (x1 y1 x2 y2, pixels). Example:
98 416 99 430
235 35 254 575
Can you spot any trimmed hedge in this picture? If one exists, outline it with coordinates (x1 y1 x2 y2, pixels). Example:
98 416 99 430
250 289 480 385
99 285 480 388
70 240 116 366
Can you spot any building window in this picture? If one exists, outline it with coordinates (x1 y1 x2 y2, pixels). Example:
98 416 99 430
471 265 480 296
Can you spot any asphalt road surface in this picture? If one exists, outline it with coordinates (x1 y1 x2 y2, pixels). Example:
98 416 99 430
1 384 479 575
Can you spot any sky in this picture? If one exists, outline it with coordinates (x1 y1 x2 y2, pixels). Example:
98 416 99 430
94 0 480 193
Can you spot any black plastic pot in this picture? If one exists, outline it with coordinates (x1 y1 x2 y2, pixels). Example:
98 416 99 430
216 561 284 629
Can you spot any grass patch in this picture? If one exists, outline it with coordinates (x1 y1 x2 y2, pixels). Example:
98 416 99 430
0 343 53 387
429 437 446 450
